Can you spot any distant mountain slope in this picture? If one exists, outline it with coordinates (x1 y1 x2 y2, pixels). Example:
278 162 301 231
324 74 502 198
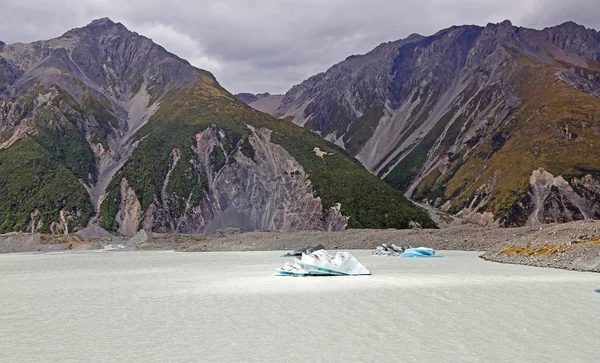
236 92 285 115
240 20 600 226
0 18 435 235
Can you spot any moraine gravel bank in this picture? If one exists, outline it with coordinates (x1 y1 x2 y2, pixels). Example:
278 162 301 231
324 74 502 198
2 221 599 272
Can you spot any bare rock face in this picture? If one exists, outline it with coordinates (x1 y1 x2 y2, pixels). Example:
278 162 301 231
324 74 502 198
525 169 600 226
142 126 348 234
115 178 142 236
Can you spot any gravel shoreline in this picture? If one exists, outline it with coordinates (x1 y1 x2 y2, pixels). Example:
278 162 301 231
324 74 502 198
2 221 599 272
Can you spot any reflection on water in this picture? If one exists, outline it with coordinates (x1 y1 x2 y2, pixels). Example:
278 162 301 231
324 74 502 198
1 250 599 363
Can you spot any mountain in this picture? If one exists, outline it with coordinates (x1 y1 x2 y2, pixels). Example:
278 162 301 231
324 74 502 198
239 20 600 227
0 18 435 235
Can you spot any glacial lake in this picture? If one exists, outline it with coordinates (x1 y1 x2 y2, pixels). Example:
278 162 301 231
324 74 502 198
1 250 599 362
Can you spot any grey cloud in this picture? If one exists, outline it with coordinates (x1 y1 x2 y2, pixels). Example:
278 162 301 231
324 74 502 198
0 0 599 94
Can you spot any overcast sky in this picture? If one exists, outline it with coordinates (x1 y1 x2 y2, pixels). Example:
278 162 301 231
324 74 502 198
1 0 599 94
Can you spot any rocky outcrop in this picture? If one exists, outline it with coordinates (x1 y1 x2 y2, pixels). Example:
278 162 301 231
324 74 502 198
453 171 501 227
115 178 143 236
140 126 348 234
507 169 600 226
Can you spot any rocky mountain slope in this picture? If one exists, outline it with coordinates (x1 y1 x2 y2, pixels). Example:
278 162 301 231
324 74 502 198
0 18 435 235
239 21 600 227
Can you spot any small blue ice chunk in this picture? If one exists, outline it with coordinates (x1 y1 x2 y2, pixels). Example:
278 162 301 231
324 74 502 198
400 247 441 258
594 288 600 293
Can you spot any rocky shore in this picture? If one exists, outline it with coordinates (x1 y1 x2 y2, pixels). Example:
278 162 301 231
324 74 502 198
2 221 599 272
481 220 600 272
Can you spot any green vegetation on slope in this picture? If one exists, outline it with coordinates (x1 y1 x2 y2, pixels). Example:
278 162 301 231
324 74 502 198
33 99 95 181
0 87 99 233
99 186 121 231
0 139 93 233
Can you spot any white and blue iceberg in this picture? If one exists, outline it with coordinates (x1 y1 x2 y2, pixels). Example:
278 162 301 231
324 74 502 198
400 247 441 258
276 250 371 276
372 244 441 258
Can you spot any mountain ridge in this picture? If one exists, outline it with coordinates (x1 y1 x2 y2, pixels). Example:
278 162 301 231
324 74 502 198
237 20 600 227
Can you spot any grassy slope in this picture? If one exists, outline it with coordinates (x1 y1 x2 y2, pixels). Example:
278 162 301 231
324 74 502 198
100 71 436 230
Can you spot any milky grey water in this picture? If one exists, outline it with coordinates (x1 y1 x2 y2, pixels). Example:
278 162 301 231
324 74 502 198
1 250 598 363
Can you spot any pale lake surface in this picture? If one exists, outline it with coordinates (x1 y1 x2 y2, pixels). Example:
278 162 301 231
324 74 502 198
1 250 599 363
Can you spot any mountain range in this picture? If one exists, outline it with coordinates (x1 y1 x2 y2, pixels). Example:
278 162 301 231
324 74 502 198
238 20 600 227
0 18 435 236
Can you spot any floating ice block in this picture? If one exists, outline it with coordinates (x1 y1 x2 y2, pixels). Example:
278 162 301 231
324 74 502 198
400 247 440 258
275 250 371 276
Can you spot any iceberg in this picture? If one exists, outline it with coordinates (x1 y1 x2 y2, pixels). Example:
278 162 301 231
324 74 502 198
281 244 325 257
400 247 441 258
372 243 412 256
275 250 371 276
372 244 441 258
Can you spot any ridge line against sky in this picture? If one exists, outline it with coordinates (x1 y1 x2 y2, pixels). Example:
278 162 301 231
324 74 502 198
0 0 599 94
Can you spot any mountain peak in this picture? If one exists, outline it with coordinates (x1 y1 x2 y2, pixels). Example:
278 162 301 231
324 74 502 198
406 33 424 40
90 17 114 25
484 19 514 30
559 20 584 27
555 20 592 32
64 17 125 37
543 20 592 33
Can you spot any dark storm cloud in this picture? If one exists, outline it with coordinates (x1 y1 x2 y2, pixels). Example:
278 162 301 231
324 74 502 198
0 0 598 93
